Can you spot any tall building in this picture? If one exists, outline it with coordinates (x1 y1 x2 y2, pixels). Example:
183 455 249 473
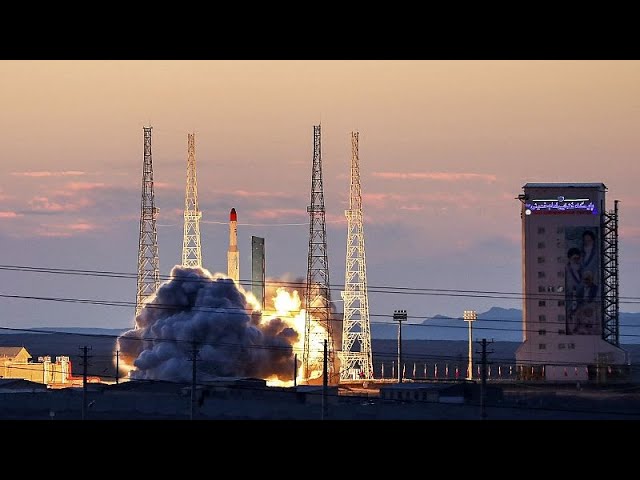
516 183 626 381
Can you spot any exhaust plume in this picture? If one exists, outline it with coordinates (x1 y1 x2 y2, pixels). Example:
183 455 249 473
117 266 298 383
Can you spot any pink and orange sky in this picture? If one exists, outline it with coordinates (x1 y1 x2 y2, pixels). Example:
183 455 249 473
1 60 639 329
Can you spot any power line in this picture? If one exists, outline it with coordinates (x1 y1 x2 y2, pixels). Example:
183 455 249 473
1 263 640 302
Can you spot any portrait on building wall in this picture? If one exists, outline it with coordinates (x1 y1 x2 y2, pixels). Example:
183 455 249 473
565 226 601 335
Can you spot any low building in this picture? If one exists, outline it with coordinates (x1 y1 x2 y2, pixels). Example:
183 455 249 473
0 346 80 386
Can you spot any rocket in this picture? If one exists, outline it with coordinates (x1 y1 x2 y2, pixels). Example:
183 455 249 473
227 208 239 282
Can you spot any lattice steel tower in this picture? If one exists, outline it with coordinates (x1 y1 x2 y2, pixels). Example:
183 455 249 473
602 200 620 346
181 133 203 268
303 124 334 381
340 131 373 381
135 126 160 323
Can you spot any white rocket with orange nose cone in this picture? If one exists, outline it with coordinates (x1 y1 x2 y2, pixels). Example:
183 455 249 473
227 208 239 282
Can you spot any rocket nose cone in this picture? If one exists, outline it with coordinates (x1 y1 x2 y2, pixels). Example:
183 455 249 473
230 208 237 222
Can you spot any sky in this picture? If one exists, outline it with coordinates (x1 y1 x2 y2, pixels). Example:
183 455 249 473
0 60 639 333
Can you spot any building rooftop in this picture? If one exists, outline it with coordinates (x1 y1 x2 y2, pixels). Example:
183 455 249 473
0 346 30 358
523 183 606 189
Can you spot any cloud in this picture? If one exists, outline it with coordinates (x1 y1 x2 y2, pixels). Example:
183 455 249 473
28 196 92 213
250 208 306 220
0 211 22 218
36 221 100 237
363 191 486 210
64 182 107 191
228 190 294 199
154 182 181 190
11 171 86 177
372 171 497 182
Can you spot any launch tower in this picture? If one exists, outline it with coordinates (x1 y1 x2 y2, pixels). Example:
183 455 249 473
135 126 160 322
303 124 334 382
340 131 373 381
181 133 203 268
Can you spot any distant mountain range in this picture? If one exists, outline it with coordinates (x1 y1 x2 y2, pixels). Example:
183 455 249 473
371 307 640 343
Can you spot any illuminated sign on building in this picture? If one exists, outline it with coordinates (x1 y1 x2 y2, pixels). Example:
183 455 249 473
524 197 597 216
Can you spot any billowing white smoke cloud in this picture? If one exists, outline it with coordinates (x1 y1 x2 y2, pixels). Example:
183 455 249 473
117 266 298 383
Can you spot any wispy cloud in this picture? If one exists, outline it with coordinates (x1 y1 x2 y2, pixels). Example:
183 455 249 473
28 196 92 213
11 171 86 178
372 172 497 182
36 221 100 238
250 208 306 220
64 182 107 191
67 222 98 232
226 190 295 199
0 211 22 218
154 182 181 190
398 205 425 212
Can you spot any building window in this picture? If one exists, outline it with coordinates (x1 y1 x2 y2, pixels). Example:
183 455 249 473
538 329 546 336
558 329 565 335
538 271 546 278
558 314 566 322
538 242 546 249
539 343 546 350
538 314 546 322
558 300 565 307
537 256 545 264
538 286 545 292
538 227 545 234
568 343 575 350
538 300 546 307
547 286 555 292
559 343 566 349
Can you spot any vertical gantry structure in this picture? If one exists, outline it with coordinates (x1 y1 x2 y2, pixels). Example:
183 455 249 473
182 133 203 268
602 200 620 346
303 124 333 382
340 131 373 381
135 126 160 322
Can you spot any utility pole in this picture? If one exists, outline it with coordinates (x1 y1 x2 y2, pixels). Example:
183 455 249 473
80 346 91 420
293 353 298 387
476 338 493 420
190 341 199 421
464 310 477 380
115 350 120 385
322 339 328 420
393 310 407 383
